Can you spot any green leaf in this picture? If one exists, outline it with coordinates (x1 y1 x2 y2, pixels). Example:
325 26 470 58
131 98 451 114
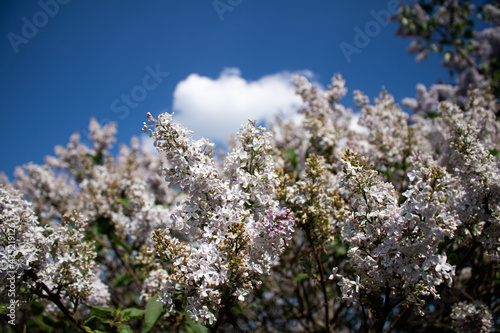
427 112 439 119
92 152 104 165
110 234 132 251
293 272 309 283
88 305 114 319
285 148 298 168
335 245 347 256
121 197 130 208
118 325 134 333
141 295 164 333
231 303 244 315
121 308 145 322
184 314 209 333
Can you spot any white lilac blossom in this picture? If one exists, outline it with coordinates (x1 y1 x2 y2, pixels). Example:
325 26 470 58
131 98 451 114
0 185 48 303
265 74 499 331
399 152 460 302
439 99 500 260
358 90 410 171
88 118 117 158
144 112 294 326
0 186 109 308
451 301 493 333
402 83 457 115
8 118 179 323
38 212 109 307
290 74 353 165
14 163 76 226
278 154 340 245
337 150 457 311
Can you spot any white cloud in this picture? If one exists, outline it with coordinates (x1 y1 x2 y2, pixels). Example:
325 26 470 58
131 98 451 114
348 113 368 134
171 68 309 144
140 133 157 154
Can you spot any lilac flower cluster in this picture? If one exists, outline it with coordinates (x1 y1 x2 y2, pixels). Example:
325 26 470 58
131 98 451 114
336 150 458 311
0 186 109 309
144 112 294 325
451 300 493 333
272 74 498 331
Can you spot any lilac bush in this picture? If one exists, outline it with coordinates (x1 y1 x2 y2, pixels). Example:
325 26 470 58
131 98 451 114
1 72 499 332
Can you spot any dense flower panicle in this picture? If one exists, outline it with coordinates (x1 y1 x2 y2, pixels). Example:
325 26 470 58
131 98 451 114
263 208 295 241
451 301 493 333
439 100 500 260
337 150 457 309
359 90 411 171
14 163 76 225
402 83 457 115
45 131 91 179
290 74 353 165
279 154 340 244
0 185 48 302
39 212 109 305
337 150 404 305
223 121 278 217
88 118 117 158
145 112 294 325
402 152 461 242
0 186 109 307
439 91 500 151
45 119 117 182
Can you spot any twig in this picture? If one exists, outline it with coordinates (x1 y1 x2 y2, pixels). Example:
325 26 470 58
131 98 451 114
37 282 88 333
304 226 335 332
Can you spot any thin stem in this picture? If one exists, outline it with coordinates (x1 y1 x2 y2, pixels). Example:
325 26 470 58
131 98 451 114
304 225 334 333
37 282 88 333
110 240 143 290
383 307 410 333
372 283 393 333
210 302 243 333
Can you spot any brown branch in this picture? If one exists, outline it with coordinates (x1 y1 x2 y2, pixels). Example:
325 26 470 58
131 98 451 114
304 226 334 333
372 283 393 333
110 240 143 290
37 282 88 333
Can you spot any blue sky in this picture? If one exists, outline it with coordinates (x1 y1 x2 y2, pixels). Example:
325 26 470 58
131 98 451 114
0 0 451 179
